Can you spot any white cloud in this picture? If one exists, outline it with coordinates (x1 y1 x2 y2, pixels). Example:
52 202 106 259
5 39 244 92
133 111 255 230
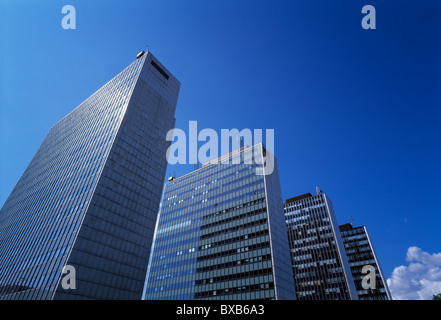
387 246 441 300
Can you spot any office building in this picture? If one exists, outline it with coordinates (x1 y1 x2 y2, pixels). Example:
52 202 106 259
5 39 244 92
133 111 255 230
144 144 296 300
0 49 180 299
284 190 358 300
339 223 392 300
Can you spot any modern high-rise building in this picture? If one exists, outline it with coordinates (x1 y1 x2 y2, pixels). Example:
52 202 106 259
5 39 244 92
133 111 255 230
143 144 296 300
0 49 180 300
284 191 358 300
339 223 392 300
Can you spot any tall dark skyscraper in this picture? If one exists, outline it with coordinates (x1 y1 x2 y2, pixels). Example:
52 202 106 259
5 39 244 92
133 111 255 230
0 50 180 300
284 191 358 300
144 144 296 300
339 223 392 300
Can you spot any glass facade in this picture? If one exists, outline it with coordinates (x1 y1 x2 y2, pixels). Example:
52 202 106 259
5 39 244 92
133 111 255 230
0 50 180 299
284 193 358 300
339 224 391 300
144 144 296 300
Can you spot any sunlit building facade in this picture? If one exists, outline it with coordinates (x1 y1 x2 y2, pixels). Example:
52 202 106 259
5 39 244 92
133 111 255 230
144 144 296 300
0 50 180 299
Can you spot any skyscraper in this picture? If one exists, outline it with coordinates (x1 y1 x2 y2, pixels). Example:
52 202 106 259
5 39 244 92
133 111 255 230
339 223 392 300
0 49 180 300
284 191 358 300
143 144 296 300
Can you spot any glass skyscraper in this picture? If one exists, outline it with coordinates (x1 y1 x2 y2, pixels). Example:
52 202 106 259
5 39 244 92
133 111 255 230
339 223 392 300
284 191 358 300
144 144 296 300
0 50 180 300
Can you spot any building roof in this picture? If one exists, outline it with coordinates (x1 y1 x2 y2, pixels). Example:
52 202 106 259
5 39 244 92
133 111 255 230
284 193 313 204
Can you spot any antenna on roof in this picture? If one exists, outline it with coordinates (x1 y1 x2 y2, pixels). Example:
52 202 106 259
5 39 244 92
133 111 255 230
349 216 354 225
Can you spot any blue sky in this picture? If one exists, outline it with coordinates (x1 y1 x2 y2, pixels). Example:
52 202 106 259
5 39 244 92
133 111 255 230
1 0 440 298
